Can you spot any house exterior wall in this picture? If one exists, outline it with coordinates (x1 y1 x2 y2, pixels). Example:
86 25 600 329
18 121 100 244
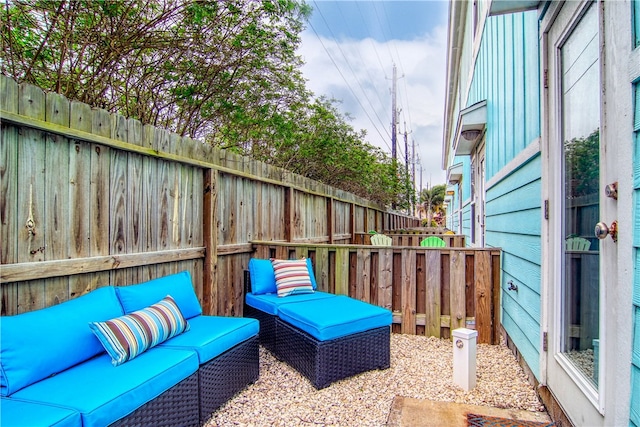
632 82 640 427
444 1 639 424
444 6 543 377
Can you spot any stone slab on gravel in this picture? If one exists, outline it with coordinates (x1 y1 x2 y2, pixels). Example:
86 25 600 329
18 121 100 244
205 334 546 427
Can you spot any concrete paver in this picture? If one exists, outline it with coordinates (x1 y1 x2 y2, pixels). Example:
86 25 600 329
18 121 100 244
386 397 553 427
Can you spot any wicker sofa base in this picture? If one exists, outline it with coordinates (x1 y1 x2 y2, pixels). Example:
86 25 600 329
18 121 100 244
110 371 200 427
198 335 260 424
243 304 278 353
275 319 390 389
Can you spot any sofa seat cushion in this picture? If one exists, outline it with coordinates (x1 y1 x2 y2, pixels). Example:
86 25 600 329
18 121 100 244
0 286 123 396
159 315 259 364
11 348 198 427
245 291 336 315
277 295 392 341
0 397 81 427
116 271 202 319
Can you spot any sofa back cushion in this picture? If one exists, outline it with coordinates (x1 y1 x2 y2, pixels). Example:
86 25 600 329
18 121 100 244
115 271 202 319
0 286 123 396
248 258 317 295
248 258 277 294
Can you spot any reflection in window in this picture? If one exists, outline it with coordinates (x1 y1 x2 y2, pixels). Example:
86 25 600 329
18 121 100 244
560 2 600 387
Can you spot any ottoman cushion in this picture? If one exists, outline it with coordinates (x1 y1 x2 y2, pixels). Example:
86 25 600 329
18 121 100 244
245 291 336 315
277 296 392 341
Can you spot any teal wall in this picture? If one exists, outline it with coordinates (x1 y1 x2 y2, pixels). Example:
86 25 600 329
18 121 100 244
467 11 540 179
459 10 542 378
631 81 640 427
486 154 542 377
631 4 640 424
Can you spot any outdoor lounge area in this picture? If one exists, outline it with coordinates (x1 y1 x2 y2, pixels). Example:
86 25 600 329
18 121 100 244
0 76 549 426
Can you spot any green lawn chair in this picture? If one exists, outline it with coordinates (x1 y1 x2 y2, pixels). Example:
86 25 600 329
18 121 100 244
566 236 591 251
370 233 392 246
419 236 446 247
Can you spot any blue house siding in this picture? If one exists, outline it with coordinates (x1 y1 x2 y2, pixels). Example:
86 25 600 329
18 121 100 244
631 81 640 427
467 11 540 179
452 9 542 378
485 153 542 379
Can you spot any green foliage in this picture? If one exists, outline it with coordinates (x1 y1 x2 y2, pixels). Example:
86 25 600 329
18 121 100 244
564 129 599 198
1 0 407 206
418 184 446 224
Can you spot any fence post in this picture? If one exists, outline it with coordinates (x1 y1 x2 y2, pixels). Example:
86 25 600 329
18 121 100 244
284 186 293 242
203 169 218 315
326 198 334 244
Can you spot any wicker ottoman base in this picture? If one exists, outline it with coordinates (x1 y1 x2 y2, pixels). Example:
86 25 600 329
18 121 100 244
275 319 390 389
110 371 199 427
199 336 260 424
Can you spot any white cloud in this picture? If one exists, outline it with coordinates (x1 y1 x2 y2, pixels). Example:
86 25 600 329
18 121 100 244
297 23 448 189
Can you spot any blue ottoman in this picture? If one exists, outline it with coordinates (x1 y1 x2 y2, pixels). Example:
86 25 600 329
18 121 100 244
274 296 392 389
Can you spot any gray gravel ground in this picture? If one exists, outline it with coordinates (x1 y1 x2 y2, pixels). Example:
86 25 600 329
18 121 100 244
205 333 546 427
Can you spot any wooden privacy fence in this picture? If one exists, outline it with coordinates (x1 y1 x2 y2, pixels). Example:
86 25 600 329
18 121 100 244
0 76 418 317
353 233 466 247
251 241 501 344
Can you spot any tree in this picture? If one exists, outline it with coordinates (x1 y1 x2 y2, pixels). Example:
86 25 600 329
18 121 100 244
419 184 446 226
1 0 407 205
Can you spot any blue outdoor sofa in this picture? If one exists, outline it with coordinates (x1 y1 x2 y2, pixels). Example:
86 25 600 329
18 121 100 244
0 271 259 427
244 258 392 389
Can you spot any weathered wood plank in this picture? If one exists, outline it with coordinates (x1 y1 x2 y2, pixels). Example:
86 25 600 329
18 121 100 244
203 169 218 315
450 250 466 331
401 248 417 334
378 248 393 310
315 246 329 292
334 246 349 295
0 76 19 315
110 113 128 287
44 92 70 307
1 248 206 283
89 108 111 293
425 250 442 337
475 251 492 343
356 248 371 302
17 83 46 313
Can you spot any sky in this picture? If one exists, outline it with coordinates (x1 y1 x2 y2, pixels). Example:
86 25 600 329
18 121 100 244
297 0 449 189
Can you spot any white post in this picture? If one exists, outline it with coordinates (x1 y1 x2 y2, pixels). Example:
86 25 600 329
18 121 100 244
452 328 478 391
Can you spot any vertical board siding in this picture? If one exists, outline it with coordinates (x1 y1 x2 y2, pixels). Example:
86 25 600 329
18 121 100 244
632 82 640 426
0 76 418 316
252 242 501 343
459 5 542 382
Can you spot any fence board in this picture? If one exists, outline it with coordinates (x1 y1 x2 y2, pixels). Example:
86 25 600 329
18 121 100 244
378 248 393 310
401 248 417 334
425 251 441 337
335 247 349 295
44 92 70 307
17 83 46 313
449 250 466 332
90 108 111 293
0 77 19 314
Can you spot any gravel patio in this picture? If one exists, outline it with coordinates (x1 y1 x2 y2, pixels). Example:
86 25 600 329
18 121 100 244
205 333 546 426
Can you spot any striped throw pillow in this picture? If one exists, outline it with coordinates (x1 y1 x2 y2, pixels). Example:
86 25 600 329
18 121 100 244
271 258 314 297
89 295 190 366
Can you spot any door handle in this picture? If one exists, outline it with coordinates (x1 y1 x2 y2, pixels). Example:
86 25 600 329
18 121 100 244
594 220 617 243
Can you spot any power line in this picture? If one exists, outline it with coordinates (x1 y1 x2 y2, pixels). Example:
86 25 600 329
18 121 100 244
306 18 391 151
312 1 391 143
